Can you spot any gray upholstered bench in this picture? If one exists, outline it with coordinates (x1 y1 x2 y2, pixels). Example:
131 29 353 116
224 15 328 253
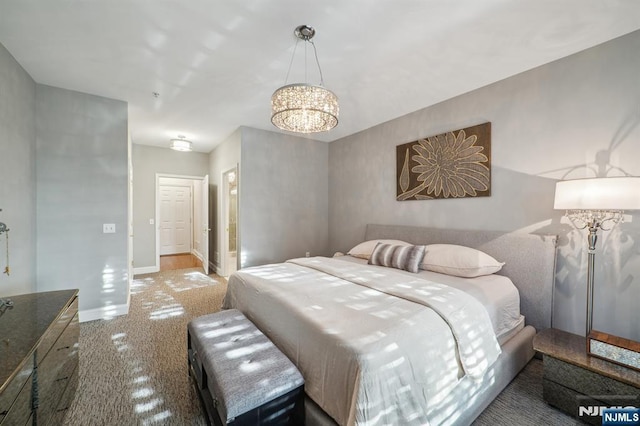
187 309 305 425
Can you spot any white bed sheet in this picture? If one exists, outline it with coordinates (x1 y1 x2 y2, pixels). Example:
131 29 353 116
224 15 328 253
223 257 503 425
337 255 524 344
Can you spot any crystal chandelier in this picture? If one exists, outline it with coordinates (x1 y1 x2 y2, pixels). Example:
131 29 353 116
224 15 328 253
271 25 339 134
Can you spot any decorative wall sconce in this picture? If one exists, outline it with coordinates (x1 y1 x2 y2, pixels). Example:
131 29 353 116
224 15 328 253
0 209 8 237
0 208 12 311
0 208 9 275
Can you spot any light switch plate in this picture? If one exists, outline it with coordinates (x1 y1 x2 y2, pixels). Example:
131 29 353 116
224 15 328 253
103 223 116 233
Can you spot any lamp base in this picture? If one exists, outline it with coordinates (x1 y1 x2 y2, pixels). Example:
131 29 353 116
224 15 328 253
587 330 640 372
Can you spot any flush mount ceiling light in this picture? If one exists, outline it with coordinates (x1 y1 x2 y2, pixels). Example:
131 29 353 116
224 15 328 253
169 135 192 152
271 25 339 134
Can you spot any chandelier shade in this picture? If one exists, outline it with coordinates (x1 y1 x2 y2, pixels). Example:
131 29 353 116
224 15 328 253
271 84 338 133
271 25 339 134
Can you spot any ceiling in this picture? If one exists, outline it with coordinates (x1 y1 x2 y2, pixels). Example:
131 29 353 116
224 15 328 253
1 1 640 153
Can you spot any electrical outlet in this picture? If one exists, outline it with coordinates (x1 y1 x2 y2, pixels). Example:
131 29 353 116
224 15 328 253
305 251 310 257
103 224 116 233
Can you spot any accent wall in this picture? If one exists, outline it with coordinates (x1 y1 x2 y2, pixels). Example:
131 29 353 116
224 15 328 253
329 30 640 339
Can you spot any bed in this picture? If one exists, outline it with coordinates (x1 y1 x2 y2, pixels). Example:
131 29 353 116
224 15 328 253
222 224 557 425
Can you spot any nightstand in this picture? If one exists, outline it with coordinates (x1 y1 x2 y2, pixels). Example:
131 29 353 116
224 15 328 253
533 328 640 425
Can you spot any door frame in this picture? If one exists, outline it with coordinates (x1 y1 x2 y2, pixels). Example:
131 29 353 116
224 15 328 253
155 173 207 272
220 166 238 277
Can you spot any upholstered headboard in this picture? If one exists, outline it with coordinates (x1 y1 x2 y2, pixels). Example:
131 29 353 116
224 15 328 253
364 224 558 333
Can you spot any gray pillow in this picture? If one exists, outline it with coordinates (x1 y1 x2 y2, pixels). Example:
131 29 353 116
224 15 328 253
368 243 426 273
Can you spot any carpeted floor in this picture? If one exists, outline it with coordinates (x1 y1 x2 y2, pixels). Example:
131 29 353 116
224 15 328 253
63 267 581 426
473 360 584 426
64 268 225 426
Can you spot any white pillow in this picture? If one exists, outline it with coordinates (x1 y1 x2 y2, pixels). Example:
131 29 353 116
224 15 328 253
421 244 504 278
347 239 411 260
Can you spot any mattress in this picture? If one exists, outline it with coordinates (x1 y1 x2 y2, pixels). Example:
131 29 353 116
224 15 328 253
338 255 524 344
223 256 504 425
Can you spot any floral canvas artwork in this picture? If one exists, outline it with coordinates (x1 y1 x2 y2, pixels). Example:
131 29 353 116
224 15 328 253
396 122 491 200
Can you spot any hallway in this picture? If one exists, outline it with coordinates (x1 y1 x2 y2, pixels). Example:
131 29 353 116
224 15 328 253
159 253 203 272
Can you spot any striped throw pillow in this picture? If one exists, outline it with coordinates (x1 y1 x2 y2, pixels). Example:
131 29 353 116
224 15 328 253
368 243 426 273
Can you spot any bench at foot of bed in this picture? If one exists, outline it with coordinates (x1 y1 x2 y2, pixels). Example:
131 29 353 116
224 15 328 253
187 309 305 426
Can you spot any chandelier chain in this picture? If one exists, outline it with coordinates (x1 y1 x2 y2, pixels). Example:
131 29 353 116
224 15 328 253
310 41 325 86
283 38 325 87
283 38 300 86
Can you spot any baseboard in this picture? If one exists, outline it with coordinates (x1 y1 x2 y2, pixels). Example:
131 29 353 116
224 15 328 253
79 303 129 323
192 249 203 262
133 265 159 275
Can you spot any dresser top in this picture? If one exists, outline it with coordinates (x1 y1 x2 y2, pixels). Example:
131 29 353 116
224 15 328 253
533 328 640 388
0 290 78 392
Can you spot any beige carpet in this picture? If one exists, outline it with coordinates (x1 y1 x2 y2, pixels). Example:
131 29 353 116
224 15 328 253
63 268 227 426
473 359 583 426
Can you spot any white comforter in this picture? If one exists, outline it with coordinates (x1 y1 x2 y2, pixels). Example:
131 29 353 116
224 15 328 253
222 257 501 425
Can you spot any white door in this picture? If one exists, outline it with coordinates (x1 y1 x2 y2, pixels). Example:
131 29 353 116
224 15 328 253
159 185 192 255
201 175 209 274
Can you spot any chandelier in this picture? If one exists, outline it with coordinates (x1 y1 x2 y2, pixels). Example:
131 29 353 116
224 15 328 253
271 25 339 134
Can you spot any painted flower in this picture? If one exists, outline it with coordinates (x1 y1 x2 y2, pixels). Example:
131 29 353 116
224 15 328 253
411 130 489 198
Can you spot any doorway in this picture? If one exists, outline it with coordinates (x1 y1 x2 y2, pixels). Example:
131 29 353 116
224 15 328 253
156 174 210 274
222 167 238 277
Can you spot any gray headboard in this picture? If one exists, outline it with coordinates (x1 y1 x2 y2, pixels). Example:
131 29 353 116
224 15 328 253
365 224 558 332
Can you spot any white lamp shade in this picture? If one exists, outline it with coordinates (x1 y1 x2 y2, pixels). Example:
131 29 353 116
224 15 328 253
554 177 640 210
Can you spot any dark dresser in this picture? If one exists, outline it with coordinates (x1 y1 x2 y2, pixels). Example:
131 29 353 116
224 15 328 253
0 290 79 425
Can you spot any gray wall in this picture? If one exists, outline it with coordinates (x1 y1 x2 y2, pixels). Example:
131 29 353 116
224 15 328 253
329 30 640 339
208 129 241 272
0 43 36 296
241 127 329 267
36 85 129 314
132 144 210 269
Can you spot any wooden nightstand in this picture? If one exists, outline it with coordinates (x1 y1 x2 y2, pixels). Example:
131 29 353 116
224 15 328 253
533 328 640 425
